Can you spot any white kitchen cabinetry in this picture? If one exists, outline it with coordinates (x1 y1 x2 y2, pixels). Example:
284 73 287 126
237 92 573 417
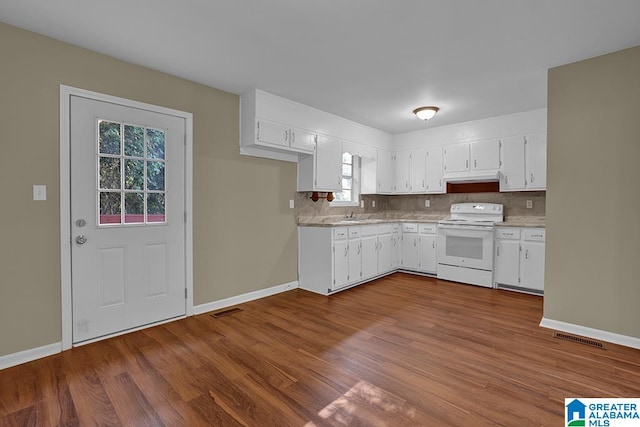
401 223 419 270
396 150 427 194
499 133 546 191
494 227 545 294
377 224 394 274
395 151 411 193
443 143 470 173
297 134 342 192
418 224 437 274
255 120 316 154
391 224 402 268
525 133 546 190
348 228 362 284
499 137 526 190
377 150 396 194
425 146 445 193
471 139 501 171
360 226 379 281
520 229 545 292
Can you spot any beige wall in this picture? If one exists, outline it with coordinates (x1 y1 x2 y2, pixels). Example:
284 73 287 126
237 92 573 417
0 22 298 357
546 46 640 338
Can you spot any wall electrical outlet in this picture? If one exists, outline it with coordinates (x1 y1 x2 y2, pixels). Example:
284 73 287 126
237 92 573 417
360 200 364 208
289 199 294 209
526 200 533 209
425 199 431 208
372 200 376 208
33 184 47 201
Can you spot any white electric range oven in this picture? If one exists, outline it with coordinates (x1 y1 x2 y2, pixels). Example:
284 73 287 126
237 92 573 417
437 203 503 287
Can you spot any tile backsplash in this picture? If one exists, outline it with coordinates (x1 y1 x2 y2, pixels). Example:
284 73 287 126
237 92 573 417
295 191 545 219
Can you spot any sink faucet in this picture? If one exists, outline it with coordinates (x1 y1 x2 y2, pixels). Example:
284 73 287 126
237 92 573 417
344 211 354 219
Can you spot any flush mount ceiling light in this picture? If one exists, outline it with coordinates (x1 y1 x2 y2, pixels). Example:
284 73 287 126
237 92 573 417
413 106 440 121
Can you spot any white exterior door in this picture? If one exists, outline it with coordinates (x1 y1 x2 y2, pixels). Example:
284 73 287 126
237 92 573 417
70 95 187 344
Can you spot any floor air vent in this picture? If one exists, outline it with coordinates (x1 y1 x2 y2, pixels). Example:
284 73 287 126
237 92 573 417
211 307 243 318
553 332 606 349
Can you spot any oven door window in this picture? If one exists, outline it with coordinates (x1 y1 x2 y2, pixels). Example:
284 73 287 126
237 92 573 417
445 235 484 260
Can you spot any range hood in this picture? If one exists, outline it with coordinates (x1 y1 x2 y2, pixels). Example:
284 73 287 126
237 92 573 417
443 170 501 183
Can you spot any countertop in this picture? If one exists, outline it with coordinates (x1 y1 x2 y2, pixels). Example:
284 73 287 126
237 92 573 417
298 215 545 228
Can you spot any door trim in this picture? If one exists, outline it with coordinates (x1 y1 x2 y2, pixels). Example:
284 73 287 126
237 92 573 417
59 85 194 350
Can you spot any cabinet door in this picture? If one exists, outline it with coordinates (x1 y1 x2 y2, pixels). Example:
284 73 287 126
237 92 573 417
418 234 437 273
333 240 349 289
444 143 470 173
471 140 500 171
500 136 526 191
377 234 393 273
494 240 520 286
395 151 411 193
361 236 378 280
520 242 545 291
289 127 316 154
256 120 288 147
525 133 546 190
315 135 342 191
348 239 361 283
401 234 419 270
391 233 401 268
377 150 396 193
410 149 426 193
425 146 444 193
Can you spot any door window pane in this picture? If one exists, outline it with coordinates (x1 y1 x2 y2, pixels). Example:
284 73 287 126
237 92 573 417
124 125 144 157
147 128 165 159
147 161 165 191
147 193 165 223
124 159 144 190
124 192 144 223
99 157 121 189
99 121 121 155
99 192 121 224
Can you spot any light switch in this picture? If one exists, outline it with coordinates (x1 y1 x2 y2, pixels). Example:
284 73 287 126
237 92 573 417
33 185 47 201
289 199 295 209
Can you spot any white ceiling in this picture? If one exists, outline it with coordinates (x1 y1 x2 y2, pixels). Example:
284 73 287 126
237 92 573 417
2 0 640 134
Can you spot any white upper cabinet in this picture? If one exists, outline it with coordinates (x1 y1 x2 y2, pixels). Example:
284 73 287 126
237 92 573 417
315 135 343 191
425 146 444 193
471 139 500 171
499 136 526 190
443 143 470 173
499 133 546 191
289 127 317 153
525 133 546 190
410 149 427 193
256 120 289 148
377 149 396 194
395 151 411 194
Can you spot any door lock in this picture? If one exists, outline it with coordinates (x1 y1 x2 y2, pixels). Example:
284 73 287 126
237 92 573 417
75 235 87 245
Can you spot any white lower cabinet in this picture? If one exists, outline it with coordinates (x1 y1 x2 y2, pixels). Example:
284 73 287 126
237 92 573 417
494 227 545 294
391 224 402 269
360 226 379 281
401 224 419 270
418 224 437 274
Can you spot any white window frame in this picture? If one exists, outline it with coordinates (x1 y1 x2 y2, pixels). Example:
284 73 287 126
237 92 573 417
330 153 360 207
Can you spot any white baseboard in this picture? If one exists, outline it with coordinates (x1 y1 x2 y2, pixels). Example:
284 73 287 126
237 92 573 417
0 342 62 371
193 281 299 315
540 317 640 350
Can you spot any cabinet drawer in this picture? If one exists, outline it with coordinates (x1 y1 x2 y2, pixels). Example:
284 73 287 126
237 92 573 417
402 223 418 233
496 228 521 240
333 228 348 240
348 228 360 238
378 224 393 234
522 228 545 242
419 223 437 234
391 224 401 233
361 225 378 237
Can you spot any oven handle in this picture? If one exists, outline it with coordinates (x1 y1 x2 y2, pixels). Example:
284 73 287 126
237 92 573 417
438 224 494 231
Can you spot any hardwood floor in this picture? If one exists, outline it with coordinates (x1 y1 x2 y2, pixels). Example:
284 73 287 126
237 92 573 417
1 273 639 426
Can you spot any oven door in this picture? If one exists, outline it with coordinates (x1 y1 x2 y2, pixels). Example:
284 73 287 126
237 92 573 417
437 224 494 271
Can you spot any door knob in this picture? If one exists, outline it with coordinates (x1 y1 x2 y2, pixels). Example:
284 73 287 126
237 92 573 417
75 235 87 245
